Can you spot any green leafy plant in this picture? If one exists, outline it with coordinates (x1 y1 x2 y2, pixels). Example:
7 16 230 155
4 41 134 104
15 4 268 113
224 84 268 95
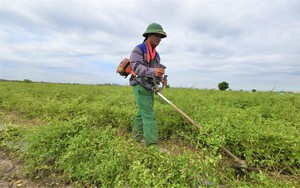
1 81 299 187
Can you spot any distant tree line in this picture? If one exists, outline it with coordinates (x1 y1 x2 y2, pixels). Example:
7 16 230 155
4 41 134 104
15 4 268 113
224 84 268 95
218 81 258 92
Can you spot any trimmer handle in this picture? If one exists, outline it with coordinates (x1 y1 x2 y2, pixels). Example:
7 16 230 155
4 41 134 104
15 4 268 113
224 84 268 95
163 75 168 81
158 64 166 69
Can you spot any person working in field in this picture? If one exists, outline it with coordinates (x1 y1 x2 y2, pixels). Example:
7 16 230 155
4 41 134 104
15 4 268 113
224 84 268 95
129 23 167 148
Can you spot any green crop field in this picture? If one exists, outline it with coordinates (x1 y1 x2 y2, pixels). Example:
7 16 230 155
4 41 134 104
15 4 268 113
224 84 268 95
0 81 299 187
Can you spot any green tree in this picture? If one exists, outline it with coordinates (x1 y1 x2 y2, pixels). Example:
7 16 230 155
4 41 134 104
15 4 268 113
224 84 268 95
23 79 33 83
218 81 229 91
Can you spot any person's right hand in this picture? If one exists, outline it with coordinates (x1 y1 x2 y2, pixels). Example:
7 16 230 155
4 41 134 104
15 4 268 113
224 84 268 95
155 68 165 77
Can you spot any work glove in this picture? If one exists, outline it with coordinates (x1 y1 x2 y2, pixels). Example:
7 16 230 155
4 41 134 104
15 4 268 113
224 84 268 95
155 68 165 77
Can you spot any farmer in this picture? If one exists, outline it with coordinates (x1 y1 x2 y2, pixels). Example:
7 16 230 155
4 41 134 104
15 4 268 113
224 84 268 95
129 23 167 148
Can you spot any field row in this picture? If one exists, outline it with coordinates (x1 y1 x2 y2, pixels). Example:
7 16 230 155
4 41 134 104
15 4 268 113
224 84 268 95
1 81 299 186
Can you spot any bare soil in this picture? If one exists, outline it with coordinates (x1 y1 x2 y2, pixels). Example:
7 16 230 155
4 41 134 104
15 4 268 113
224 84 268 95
0 112 57 188
0 152 41 188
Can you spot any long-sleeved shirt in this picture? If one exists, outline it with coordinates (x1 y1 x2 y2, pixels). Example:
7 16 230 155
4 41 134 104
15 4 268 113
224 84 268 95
129 42 164 90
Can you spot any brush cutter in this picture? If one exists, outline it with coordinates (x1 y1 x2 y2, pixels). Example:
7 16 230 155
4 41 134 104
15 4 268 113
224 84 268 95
116 60 247 167
156 91 247 168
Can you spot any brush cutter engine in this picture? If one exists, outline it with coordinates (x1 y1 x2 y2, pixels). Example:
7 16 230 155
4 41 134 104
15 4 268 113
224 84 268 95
116 58 137 78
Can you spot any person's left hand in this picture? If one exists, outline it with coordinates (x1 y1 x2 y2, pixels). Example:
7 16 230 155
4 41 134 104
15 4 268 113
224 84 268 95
155 68 165 77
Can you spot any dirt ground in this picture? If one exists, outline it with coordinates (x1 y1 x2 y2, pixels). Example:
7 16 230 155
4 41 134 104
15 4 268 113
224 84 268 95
0 151 39 188
0 112 55 188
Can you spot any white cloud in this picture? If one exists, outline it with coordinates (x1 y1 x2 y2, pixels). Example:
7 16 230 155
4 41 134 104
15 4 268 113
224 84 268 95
0 0 299 92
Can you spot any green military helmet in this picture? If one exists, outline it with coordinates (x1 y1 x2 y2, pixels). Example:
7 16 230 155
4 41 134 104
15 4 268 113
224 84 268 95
143 23 167 38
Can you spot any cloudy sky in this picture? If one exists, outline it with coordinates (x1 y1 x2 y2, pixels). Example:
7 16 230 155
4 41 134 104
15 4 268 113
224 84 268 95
1 0 299 92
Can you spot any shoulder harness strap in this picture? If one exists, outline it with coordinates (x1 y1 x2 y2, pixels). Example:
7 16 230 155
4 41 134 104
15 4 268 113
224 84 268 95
136 43 160 63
